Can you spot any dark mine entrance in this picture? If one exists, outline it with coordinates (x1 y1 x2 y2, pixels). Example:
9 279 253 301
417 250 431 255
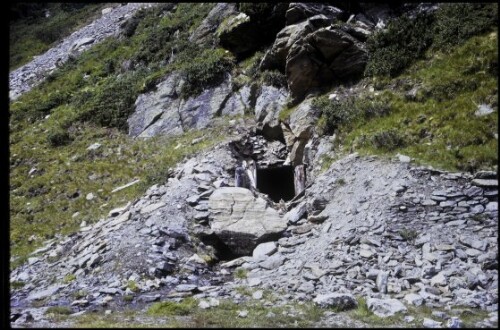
257 166 295 202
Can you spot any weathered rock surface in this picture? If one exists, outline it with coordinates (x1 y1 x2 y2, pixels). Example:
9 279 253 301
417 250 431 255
208 187 287 255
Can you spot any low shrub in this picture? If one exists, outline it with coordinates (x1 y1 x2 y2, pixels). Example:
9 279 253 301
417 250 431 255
178 48 235 98
365 12 434 77
260 70 287 88
370 130 406 151
433 3 498 50
47 129 72 147
313 95 390 135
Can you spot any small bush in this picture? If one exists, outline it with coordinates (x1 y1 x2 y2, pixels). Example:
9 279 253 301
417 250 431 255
179 48 235 98
47 129 72 147
11 281 25 289
234 268 248 279
78 71 146 131
399 228 418 242
335 178 346 186
123 295 134 302
63 274 76 283
371 130 406 151
313 95 390 135
365 12 434 77
127 280 140 293
260 70 287 88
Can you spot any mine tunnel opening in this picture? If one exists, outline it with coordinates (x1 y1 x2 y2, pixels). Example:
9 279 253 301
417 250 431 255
257 166 295 203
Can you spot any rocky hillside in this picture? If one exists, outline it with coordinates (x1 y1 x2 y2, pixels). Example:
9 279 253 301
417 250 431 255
9 2 498 328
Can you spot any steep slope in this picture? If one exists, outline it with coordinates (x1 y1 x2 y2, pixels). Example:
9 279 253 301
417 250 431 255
9 2 498 328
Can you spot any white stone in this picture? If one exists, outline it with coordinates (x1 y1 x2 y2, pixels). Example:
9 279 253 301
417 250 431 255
423 318 442 328
252 242 277 260
252 290 264 300
87 143 101 151
430 272 448 286
367 298 407 317
404 293 424 306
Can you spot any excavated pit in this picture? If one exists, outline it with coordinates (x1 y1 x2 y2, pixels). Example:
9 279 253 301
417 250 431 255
257 166 295 203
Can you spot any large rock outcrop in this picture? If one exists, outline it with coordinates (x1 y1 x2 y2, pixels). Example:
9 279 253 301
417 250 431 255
286 25 368 102
128 73 250 137
217 4 288 58
208 187 287 255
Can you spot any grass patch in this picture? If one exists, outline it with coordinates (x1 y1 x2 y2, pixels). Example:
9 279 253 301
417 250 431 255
191 299 324 328
320 32 497 173
349 297 405 326
10 122 225 269
46 306 73 315
63 274 76 283
234 268 248 279
335 178 346 186
127 280 140 293
147 297 197 316
11 281 25 289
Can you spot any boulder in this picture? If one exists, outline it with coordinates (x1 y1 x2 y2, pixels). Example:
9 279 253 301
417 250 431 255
260 20 314 71
217 13 256 57
286 26 368 102
367 298 407 317
285 201 307 224
313 293 357 310
208 187 287 255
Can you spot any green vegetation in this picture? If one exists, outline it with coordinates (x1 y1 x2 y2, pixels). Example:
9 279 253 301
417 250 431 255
313 95 390 135
191 299 324 328
10 3 107 70
399 228 419 243
9 3 234 269
365 3 498 77
11 281 25 289
63 274 76 283
127 280 140 293
365 12 434 77
234 268 248 279
335 178 346 186
147 297 197 316
46 306 73 315
315 32 497 173
178 48 235 98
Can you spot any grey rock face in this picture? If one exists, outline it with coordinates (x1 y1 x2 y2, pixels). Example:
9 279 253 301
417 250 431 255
286 26 367 101
208 187 287 255
286 3 345 25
